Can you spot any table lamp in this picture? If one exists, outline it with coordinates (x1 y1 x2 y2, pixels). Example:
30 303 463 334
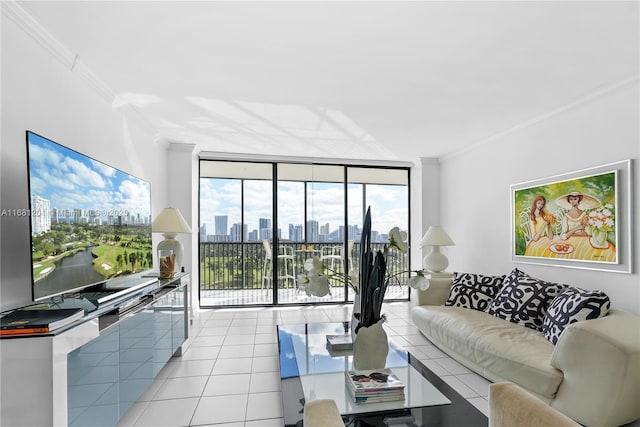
152 207 192 273
420 226 455 274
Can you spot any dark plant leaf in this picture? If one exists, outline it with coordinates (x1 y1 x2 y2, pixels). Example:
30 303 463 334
357 207 390 329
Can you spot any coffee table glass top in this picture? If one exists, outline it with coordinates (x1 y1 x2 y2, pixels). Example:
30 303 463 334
278 322 488 426
278 323 450 416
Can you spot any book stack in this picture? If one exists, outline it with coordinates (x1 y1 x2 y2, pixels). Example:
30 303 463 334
0 307 84 336
326 334 353 351
345 368 406 404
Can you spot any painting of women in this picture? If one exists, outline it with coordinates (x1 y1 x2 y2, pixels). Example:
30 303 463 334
555 191 601 240
528 195 555 241
512 163 627 271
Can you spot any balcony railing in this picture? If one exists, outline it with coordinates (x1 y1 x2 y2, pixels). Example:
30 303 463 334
199 241 410 305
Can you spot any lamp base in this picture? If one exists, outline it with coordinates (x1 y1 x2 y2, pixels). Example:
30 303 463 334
423 246 449 274
157 233 184 273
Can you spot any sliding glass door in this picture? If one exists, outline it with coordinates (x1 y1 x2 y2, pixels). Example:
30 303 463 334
278 164 347 303
347 167 410 301
199 161 274 306
199 160 409 307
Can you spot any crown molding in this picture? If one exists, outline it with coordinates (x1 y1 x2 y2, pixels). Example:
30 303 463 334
442 75 640 162
2 1 74 67
2 0 115 103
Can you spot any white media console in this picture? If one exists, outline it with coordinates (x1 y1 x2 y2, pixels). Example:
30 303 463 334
0 273 190 427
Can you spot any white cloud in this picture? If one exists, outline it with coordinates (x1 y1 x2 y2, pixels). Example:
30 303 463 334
35 166 75 192
64 157 106 189
116 179 151 216
29 143 62 166
90 159 117 178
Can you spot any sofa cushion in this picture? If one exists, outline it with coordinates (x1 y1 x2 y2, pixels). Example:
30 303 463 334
412 305 562 399
542 287 610 344
487 269 566 331
444 272 506 311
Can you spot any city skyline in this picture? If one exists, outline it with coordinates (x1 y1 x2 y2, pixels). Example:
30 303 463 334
29 192 151 234
199 215 391 243
199 177 408 241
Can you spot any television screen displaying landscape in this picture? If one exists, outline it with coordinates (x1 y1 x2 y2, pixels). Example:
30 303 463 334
27 131 152 301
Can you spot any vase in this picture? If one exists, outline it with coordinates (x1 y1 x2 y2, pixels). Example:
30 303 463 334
590 228 609 249
351 293 360 339
352 318 389 370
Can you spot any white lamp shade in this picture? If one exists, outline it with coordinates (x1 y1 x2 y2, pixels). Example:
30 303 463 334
420 226 455 247
152 207 192 233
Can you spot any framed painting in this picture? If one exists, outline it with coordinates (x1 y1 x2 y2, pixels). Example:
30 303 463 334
511 159 632 273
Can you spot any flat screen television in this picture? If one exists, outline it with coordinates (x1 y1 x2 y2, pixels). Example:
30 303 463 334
26 131 152 302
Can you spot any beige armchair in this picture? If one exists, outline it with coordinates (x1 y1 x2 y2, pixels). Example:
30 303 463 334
303 399 345 427
489 382 580 427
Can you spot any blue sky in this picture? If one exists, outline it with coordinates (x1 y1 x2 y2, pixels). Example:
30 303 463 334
27 132 151 220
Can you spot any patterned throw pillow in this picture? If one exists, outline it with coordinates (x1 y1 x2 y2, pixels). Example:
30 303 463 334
487 269 566 331
444 272 506 311
542 287 611 344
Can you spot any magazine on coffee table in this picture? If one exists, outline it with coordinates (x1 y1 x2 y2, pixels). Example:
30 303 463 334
348 389 405 403
345 368 405 393
345 368 405 403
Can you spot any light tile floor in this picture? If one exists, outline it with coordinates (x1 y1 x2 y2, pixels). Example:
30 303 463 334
114 301 491 426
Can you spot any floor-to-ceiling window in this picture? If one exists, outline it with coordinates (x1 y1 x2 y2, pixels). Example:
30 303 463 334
199 159 409 307
347 167 410 301
199 161 274 305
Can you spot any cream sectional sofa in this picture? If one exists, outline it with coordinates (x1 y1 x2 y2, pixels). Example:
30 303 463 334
411 272 640 427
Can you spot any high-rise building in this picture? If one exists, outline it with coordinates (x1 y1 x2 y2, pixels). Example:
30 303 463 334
200 224 207 241
259 218 271 229
259 228 273 241
259 218 272 241
306 220 319 242
348 224 361 242
215 215 228 236
73 208 85 224
329 227 342 242
31 195 51 234
289 224 303 241
230 223 248 241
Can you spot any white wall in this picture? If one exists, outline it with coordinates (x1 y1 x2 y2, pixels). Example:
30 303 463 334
0 13 167 312
166 144 199 311
435 81 640 314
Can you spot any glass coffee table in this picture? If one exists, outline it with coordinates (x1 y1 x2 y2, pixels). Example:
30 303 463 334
278 322 488 426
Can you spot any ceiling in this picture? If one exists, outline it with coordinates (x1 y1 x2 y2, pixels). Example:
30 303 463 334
16 1 640 162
